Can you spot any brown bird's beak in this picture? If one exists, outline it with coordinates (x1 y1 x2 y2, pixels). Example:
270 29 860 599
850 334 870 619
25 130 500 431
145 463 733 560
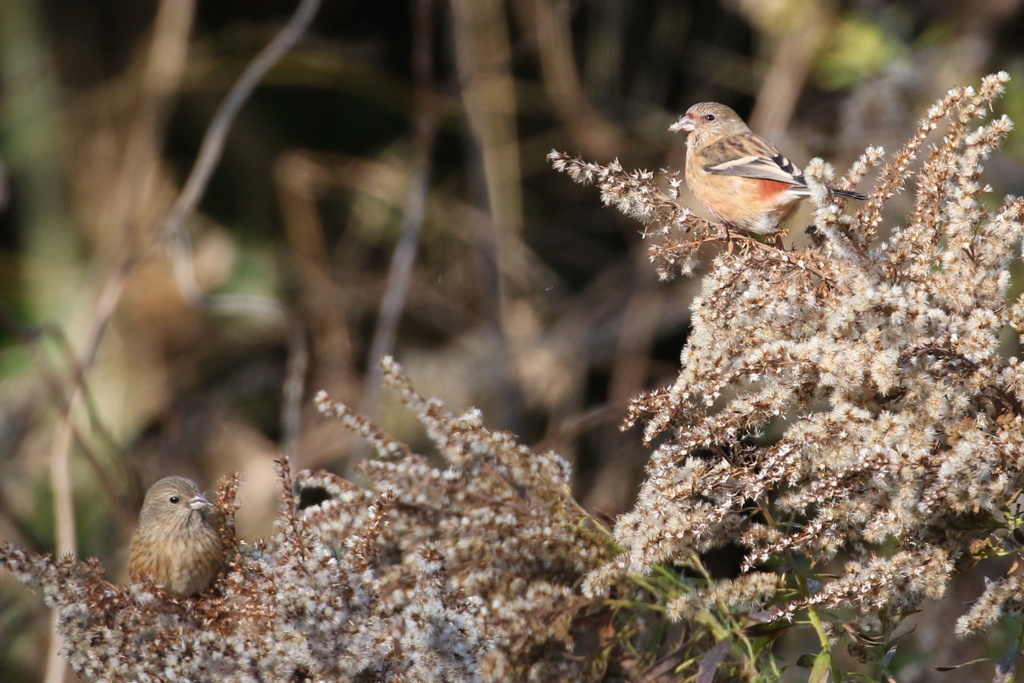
188 494 211 511
669 112 696 133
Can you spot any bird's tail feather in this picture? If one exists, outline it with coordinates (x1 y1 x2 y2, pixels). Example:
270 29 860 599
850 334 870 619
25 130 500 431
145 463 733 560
831 188 867 200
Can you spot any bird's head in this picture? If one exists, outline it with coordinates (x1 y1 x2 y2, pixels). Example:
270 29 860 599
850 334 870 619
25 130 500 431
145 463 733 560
670 102 750 146
138 476 213 530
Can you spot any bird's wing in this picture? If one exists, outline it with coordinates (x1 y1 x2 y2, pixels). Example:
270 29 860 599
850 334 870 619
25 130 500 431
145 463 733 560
701 133 807 187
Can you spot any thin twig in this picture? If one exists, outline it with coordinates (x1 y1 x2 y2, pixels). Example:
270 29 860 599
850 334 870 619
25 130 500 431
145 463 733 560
282 316 309 464
166 0 321 311
360 0 438 427
0 305 131 527
162 0 322 246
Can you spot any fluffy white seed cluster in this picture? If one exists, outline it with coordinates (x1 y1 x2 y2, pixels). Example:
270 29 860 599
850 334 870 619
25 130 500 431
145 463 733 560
561 73 1024 638
0 358 610 681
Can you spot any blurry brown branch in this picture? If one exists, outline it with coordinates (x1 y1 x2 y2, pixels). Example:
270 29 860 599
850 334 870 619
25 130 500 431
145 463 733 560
518 0 622 158
0 304 130 529
161 0 322 253
166 0 320 319
451 0 541 429
748 0 838 137
281 317 310 463
360 0 439 429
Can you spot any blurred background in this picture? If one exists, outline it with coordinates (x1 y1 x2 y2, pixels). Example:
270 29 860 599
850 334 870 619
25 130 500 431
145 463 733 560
2 0 1024 679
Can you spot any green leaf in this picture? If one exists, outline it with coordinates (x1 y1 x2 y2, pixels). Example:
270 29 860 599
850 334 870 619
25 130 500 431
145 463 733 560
809 651 832 683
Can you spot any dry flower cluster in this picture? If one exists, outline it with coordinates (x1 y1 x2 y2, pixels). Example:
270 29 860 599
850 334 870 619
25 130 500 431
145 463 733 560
553 72 1024 646
0 357 611 681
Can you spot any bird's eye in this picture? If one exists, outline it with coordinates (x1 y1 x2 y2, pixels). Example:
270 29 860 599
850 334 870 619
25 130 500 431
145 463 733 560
704 114 716 122
168 495 180 504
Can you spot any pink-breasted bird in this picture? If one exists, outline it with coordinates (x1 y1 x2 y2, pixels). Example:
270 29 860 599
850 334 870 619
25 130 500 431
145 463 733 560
671 102 865 240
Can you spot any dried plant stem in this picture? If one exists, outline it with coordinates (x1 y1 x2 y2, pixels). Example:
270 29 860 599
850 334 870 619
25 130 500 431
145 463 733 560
361 0 438 427
750 0 835 136
43 263 127 683
526 0 620 157
105 0 196 257
161 0 321 247
43 390 83 683
281 317 309 463
452 0 541 419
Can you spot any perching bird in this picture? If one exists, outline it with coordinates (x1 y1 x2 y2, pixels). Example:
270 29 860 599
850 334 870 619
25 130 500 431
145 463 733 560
671 101 865 240
128 476 225 597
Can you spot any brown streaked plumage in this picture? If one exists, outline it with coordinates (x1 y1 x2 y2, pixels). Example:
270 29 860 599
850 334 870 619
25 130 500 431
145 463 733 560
670 102 865 239
128 476 224 597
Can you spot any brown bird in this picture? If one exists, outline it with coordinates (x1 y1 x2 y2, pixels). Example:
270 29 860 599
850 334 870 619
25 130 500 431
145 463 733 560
128 476 225 597
671 102 865 239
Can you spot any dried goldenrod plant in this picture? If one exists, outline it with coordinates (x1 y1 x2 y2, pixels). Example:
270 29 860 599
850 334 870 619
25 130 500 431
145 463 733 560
552 71 1024 672
0 357 611 681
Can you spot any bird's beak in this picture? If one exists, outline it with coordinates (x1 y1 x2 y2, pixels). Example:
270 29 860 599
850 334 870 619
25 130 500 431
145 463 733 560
669 113 696 133
188 494 211 511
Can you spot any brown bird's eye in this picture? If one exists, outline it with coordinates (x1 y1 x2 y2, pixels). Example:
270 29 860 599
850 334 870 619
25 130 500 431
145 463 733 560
168 496 180 504
704 114 716 122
